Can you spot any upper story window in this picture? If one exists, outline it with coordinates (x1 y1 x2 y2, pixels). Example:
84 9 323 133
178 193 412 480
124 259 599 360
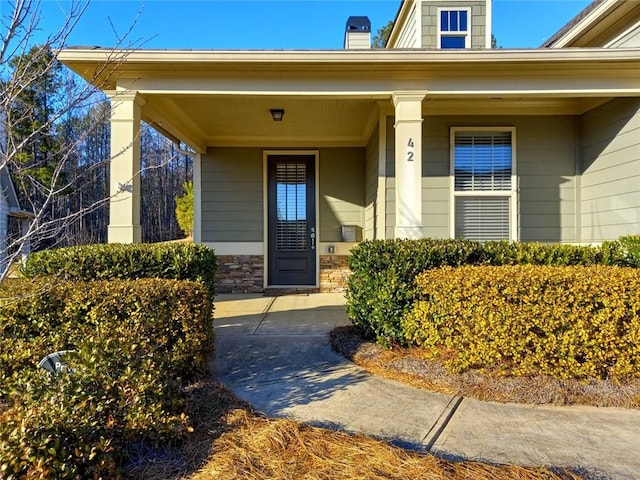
438 9 471 49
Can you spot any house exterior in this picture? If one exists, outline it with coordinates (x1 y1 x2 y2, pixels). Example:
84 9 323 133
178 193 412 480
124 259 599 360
58 0 640 293
0 166 31 275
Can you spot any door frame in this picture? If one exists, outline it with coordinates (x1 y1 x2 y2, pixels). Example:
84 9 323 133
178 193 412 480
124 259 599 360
263 150 320 288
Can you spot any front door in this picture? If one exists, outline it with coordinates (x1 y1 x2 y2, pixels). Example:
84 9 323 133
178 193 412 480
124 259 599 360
267 155 316 286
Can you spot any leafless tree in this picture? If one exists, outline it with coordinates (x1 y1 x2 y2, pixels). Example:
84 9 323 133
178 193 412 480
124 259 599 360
0 0 193 281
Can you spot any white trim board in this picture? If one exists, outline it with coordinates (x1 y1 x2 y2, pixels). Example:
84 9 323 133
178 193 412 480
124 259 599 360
202 242 264 256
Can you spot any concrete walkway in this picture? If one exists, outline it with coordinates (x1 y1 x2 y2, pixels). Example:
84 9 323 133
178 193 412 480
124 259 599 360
212 293 640 480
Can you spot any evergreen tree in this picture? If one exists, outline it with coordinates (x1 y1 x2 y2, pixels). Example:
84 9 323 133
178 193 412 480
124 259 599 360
372 20 394 48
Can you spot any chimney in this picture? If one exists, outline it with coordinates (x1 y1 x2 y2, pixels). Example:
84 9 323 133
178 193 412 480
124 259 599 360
344 16 371 49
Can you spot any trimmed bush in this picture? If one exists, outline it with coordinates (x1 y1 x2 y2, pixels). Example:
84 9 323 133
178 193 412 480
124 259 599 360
346 238 635 345
20 242 217 299
0 278 213 478
402 265 640 380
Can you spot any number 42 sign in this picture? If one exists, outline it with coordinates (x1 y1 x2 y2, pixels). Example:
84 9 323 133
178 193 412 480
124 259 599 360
407 138 415 162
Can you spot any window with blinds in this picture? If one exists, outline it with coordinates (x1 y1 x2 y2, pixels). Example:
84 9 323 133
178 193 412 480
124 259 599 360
276 162 307 251
452 129 515 241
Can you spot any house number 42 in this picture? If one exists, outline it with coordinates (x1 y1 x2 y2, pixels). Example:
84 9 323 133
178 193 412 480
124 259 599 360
407 138 415 162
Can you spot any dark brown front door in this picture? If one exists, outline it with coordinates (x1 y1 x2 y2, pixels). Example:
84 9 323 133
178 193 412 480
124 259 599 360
267 155 316 286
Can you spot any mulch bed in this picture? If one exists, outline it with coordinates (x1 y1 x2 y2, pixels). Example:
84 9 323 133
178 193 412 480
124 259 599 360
128 379 583 480
330 326 640 409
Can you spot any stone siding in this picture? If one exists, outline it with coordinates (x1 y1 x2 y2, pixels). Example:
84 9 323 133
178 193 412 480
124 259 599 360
319 255 351 293
215 254 351 294
216 255 264 294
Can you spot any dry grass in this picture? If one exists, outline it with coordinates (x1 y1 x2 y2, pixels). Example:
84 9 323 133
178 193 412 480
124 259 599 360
331 326 640 409
127 380 582 480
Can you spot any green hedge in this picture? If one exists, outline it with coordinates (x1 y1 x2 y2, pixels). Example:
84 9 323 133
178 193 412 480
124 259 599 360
0 278 213 478
21 243 217 299
402 265 640 380
345 236 640 345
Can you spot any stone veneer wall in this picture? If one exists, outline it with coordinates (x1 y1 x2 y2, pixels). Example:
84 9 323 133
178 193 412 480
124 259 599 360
216 255 264 294
319 255 351 293
215 254 351 294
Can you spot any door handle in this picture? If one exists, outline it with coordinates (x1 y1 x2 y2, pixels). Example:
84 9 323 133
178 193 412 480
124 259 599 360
310 227 316 250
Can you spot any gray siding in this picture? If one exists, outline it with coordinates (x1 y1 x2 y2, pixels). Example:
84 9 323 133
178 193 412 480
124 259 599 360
422 0 487 49
364 126 379 240
580 98 640 242
0 189 7 240
202 147 366 244
0 188 7 272
609 24 640 48
517 117 578 242
201 147 263 242
386 115 578 242
385 116 396 239
319 148 366 242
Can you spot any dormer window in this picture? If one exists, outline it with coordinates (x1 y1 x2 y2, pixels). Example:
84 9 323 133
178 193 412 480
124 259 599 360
438 8 471 49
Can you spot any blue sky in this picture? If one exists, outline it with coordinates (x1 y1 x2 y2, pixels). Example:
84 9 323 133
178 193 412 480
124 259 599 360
7 0 592 50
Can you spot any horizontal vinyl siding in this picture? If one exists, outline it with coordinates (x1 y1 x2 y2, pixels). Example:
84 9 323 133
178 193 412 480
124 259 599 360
345 33 370 49
318 148 366 242
421 118 450 239
201 147 263 242
385 116 396 239
0 192 7 239
364 126 379 240
609 24 640 48
395 2 419 48
419 115 577 243
580 98 640 242
422 1 487 49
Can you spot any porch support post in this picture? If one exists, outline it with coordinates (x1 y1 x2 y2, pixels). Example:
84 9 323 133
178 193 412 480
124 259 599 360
193 152 202 243
107 91 144 243
392 91 426 239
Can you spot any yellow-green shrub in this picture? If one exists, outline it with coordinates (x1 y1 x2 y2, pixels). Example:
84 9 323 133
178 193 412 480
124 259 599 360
0 278 213 478
20 243 217 300
402 265 640 380
345 238 635 346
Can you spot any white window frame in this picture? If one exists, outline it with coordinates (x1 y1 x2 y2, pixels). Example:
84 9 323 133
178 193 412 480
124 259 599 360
437 7 472 49
449 127 518 241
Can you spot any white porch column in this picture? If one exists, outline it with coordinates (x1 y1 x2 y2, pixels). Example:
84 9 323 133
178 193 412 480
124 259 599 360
393 91 426 239
193 152 202 243
107 91 144 243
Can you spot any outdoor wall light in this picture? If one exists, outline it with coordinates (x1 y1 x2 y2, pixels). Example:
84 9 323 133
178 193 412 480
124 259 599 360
270 109 285 121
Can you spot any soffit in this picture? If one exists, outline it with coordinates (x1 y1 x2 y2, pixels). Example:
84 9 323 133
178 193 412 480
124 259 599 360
141 95 379 148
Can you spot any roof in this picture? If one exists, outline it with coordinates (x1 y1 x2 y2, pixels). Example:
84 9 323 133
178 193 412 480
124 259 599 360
542 0 640 48
542 0 604 47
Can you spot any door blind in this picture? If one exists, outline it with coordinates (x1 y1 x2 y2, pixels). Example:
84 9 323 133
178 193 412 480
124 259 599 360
276 162 307 251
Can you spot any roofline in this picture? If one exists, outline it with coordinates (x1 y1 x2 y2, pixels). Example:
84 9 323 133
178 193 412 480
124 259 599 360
542 0 620 48
385 0 409 48
57 46 640 65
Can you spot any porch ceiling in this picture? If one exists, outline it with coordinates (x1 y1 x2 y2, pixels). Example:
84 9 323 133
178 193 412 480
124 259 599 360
141 95 381 149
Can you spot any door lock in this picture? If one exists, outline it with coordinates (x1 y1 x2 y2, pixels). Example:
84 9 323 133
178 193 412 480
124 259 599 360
310 227 316 250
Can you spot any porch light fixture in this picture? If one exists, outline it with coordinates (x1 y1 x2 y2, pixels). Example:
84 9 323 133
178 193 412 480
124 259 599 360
270 109 285 121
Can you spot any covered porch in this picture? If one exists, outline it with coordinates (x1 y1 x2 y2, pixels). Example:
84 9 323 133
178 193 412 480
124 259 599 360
58 47 640 292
